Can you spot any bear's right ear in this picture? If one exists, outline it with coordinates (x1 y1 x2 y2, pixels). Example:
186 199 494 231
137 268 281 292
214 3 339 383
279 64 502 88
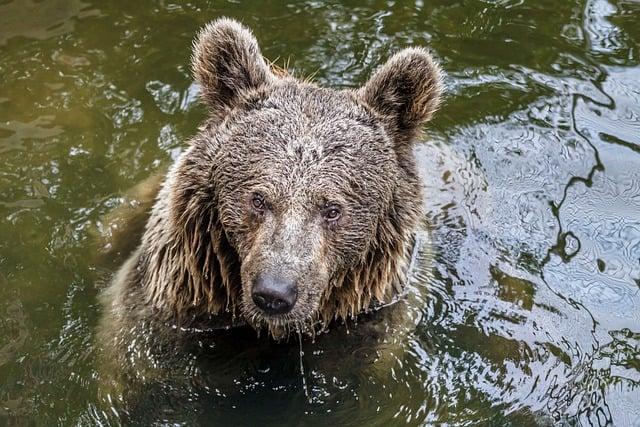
191 18 276 119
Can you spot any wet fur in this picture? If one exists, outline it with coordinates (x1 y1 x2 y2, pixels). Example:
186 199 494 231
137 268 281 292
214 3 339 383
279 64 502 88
100 18 443 340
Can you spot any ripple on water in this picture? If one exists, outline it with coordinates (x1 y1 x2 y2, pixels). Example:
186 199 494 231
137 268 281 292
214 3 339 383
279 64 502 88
0 0 100 46
0 295 31 419
0 0 639 425
415 46 639 422
544 95 640 330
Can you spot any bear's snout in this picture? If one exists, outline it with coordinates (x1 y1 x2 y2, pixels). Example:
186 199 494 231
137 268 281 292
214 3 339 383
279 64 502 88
251 274 298 315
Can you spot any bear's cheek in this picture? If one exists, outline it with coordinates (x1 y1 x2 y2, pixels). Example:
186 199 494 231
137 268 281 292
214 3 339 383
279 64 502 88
323 217 377 269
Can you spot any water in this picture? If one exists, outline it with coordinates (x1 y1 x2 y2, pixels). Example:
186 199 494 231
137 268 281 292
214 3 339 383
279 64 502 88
1 0 639 425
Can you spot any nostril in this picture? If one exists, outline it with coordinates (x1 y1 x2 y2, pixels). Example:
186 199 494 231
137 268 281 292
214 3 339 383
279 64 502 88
270 298 286 309
252 293 268 307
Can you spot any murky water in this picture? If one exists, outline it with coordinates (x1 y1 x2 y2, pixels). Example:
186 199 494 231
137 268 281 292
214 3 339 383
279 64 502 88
1 0 639 425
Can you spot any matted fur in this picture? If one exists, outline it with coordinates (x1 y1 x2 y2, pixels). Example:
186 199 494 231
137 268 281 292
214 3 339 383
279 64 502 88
103 17 443 339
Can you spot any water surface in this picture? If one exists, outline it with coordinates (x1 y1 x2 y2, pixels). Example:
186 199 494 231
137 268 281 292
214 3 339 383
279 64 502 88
1 0 639 425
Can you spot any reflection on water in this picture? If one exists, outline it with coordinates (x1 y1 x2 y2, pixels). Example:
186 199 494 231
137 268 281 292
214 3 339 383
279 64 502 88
0 0 639 425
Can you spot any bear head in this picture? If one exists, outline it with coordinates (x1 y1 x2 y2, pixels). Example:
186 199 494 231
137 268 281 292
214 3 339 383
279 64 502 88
160 18 442 337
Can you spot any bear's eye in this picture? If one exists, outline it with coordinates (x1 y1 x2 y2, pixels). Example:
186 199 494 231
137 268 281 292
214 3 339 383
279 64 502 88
251 193 266 212
322 204 342 222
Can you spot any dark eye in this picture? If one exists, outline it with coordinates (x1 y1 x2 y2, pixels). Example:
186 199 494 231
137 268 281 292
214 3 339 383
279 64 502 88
323 205 342 222
251 193 266 211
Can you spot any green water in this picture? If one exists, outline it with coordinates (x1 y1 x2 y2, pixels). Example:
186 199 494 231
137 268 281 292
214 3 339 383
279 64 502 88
1 0 639 425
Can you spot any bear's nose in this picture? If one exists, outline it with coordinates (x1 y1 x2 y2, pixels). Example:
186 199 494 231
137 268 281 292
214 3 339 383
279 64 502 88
251 274 297 315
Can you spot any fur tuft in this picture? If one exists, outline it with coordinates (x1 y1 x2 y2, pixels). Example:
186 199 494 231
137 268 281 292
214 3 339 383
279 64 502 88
191 17 276 120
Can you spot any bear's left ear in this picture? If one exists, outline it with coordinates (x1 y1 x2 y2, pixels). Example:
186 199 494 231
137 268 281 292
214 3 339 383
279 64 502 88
356 47 443 146
191 18 276 120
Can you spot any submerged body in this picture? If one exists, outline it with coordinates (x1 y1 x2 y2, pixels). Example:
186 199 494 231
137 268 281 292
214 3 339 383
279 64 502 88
96 17 443 405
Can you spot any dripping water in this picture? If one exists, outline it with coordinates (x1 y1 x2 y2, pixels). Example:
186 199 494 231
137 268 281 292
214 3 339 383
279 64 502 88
297 330 311 403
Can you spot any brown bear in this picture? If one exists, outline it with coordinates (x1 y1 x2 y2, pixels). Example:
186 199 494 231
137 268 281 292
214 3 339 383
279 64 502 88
97 17 442 388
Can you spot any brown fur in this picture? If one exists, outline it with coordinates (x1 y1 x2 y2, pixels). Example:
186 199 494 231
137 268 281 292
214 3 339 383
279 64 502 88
100 17 443 340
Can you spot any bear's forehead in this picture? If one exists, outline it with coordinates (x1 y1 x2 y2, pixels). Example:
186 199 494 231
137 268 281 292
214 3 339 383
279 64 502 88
264 82 368 117
212 83 397 202
227 82 391 156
